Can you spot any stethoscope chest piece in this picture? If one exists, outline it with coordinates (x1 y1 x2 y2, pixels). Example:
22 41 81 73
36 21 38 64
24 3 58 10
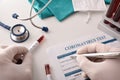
10 24 29 43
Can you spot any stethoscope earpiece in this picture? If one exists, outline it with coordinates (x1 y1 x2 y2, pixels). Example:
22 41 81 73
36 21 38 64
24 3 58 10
12 13 19 19
42 27 49 32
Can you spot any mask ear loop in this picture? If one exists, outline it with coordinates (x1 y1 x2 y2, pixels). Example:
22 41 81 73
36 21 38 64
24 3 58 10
85 12 91 24
12 0 52 32
85 0 99 24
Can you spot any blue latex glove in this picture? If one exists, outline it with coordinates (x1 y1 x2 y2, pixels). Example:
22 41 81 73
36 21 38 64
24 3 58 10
28 0 74 21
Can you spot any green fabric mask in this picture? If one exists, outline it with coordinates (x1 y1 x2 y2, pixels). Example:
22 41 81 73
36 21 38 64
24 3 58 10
28 0 74 21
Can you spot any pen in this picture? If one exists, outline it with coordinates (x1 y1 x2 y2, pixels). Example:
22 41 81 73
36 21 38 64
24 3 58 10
45 64 52 80
71 52 120 59
13 35 44 64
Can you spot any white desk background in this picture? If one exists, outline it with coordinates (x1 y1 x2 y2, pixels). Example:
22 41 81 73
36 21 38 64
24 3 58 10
0 0 106 80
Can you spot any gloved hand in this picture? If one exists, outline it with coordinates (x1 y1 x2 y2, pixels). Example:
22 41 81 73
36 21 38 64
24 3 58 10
76 43 120 80
0 45 32 80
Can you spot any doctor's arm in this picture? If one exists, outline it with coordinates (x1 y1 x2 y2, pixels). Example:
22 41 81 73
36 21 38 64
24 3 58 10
76 43 120 80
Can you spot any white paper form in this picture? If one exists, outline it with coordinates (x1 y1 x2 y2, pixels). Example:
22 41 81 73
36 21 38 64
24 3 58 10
47 32 120 80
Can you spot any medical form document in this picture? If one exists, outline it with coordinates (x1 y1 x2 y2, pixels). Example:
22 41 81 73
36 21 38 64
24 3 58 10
47 32 120 80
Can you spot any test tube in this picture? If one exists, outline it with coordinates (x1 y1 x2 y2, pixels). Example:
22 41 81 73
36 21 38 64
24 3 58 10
113 4 120 22
104 0 120 24
106 0 120 18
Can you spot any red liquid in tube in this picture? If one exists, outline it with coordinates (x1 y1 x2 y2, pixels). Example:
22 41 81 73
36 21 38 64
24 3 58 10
106 0 120 18
113 4 120 22
104 0 120 24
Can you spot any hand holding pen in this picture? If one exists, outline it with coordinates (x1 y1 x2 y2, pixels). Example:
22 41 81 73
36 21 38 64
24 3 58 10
76 43 120 80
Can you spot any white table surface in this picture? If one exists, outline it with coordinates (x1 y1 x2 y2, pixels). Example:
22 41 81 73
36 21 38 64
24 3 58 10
0 0 106 80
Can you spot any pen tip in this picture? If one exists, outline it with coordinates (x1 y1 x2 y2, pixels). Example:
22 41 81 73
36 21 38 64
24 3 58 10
37 35 44 43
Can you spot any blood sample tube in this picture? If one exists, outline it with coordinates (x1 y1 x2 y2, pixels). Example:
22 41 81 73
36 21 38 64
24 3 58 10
106 0 120 18
113 4 120 22
104 0 120 24
45 64 52 80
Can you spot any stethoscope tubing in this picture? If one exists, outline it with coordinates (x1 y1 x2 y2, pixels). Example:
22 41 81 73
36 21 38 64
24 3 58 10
12 0 52 32
0 21 11 30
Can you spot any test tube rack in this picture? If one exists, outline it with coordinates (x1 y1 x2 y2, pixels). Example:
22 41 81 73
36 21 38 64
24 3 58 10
98 16 120 40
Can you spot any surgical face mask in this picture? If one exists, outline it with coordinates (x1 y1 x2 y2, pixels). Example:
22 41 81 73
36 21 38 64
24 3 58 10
72 0 106 12
72 0 106 23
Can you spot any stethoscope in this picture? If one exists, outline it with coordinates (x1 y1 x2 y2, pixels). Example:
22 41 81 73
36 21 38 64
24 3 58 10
0 21 29 43
12 0 52 32
0 0 51 43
